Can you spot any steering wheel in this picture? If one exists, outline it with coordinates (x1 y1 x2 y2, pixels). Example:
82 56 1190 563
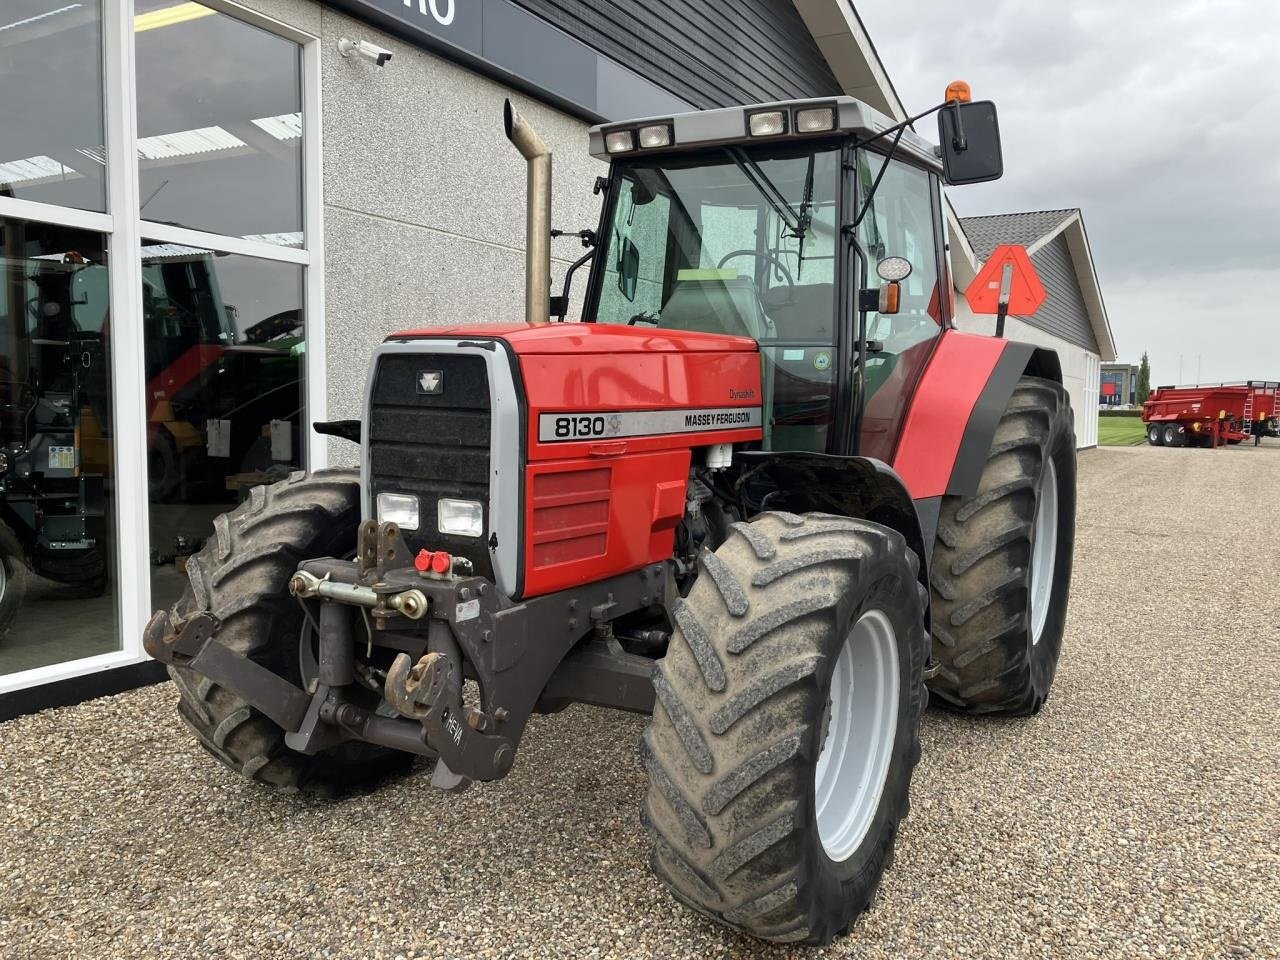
716 250 796 301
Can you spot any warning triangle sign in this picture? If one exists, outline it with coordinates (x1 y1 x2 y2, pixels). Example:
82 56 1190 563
964 244 1048 316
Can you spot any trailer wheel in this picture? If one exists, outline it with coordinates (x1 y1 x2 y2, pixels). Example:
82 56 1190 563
37 546 107 599
928 376 1076 715
166 470 412 794
642 513 927 945
0 521 30 639
1146 423 1162 446
1162 423 1184 447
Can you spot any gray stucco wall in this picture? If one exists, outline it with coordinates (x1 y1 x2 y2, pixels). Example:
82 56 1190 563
1027 234 1100 354
233 0 611 466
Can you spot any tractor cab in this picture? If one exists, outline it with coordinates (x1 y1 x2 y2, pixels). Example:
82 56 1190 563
584 94 1002 461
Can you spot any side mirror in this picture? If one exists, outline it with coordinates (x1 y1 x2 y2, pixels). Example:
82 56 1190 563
937 101 1003 185
617 237 640 302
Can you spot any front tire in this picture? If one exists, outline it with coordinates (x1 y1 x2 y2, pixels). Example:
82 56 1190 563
166 469 411 793
928 375 1076 715
1146 422 1162 445
0 521 30 639
642 512 928 945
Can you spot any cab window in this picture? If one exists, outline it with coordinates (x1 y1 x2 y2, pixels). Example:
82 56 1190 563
855 155 943 461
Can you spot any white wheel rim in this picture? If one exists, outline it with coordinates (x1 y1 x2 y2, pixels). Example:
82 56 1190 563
814 609 900 862
1029 457 1059 645
0 559 6 605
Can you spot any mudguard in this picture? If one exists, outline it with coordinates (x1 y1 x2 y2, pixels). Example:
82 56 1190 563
734 451 928 605
892 331 1060 501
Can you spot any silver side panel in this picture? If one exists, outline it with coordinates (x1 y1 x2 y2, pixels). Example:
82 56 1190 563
363 339 523 599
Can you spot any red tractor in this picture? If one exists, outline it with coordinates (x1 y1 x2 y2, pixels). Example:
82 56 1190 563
146 87 1076 945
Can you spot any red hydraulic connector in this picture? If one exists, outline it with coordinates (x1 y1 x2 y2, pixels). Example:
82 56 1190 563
414 549 453 575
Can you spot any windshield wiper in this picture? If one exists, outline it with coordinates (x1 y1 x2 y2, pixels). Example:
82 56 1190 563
793 152 816 280
726 148 803 236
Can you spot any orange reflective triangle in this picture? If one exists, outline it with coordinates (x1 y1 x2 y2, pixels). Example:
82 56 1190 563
964 244 1048 316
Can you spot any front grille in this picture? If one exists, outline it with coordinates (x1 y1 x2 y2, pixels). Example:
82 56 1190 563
368 352 494 580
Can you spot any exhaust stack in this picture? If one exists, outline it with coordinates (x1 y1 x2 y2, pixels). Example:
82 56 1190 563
503 99 551 325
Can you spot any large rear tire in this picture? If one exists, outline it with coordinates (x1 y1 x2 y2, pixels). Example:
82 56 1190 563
928 376 1076 715
166 469 412 793
642 513 928 945
0 521 30 640
1146 422 1162 446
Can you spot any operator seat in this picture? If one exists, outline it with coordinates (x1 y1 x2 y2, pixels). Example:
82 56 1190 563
659 271 775 446
658 272 770 341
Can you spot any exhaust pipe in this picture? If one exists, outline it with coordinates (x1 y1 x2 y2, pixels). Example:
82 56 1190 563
504 99 552 325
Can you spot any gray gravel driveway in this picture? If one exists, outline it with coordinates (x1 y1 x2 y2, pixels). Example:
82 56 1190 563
1 444 1277 959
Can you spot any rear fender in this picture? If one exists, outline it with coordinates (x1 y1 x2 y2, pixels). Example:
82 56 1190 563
893 333 1060 502
733 451 929 626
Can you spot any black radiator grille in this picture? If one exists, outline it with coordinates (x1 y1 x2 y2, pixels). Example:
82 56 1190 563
368 352 493 578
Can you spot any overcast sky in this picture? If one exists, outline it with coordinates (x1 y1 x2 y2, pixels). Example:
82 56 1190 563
859 0 1280 385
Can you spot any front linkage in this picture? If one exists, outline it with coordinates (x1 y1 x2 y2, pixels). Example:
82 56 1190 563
145 519 668 789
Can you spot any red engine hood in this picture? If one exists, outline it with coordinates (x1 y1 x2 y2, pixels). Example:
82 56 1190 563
386 322 759 355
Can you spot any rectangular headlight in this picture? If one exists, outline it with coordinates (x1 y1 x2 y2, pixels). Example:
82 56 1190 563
795 106 836 133
748 111 786 137
438 498 484 538
376 492 419 531
604 129 635 153
637 123 672 148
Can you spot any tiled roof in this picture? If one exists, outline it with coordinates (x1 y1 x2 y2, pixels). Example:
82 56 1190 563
958 209 1077 259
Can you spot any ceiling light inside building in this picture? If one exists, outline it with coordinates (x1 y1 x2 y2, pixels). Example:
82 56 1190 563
134 2 216 33
251 113 303 141
136 125 246 161
0 4 82 34
0 155 79 185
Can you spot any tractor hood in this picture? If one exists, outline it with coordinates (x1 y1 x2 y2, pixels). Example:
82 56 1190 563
385 322 759 355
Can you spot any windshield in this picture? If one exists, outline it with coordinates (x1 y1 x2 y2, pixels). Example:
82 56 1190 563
591 144 841 452
592 144 840 343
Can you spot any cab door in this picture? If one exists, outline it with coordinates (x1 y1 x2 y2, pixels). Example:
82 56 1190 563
852 154 948 461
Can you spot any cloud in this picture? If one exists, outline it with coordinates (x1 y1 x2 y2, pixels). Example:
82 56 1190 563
858 0 1280 370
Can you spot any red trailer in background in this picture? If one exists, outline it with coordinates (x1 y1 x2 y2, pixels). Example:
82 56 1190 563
1142 381 1279 447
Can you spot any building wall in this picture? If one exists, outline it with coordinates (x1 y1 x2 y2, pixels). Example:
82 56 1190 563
953 296 1100 448
509 0 842 108
1026 234 1101 354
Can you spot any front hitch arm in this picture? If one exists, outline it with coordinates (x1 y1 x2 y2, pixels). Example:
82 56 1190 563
143 610 312 732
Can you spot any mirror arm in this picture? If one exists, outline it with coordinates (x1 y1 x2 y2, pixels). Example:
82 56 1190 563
949 100 968 152
851 126 905 230
551 246 597 322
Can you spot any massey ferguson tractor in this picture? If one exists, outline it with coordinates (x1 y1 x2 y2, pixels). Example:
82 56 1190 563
145 86 1076 945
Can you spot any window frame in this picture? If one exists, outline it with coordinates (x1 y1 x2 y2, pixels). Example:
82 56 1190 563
0 0 324 696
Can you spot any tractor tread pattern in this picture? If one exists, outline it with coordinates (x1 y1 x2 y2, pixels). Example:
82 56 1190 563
167 469 411 793
927 376 1076 716
642 513 928 945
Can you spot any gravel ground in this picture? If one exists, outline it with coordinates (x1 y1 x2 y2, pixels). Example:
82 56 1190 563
2 445 1277 960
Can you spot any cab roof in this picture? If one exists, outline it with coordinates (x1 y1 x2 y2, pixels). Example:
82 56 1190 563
588 96 941 173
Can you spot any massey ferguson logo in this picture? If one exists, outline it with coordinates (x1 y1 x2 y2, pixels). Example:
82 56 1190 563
417 370 443 395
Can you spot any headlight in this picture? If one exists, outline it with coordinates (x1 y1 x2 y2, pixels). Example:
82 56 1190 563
604 130 635 154
438 498 484 538
637 124 672 148
376 492 419 531
748 111 786 136
795 106 836 133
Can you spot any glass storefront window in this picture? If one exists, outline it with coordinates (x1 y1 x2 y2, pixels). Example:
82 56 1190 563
140 244 304 613
0 217 118 675
135 0 303 242
0 2 107 212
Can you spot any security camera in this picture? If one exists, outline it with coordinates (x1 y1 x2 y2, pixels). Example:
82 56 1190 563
337 37 392 66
